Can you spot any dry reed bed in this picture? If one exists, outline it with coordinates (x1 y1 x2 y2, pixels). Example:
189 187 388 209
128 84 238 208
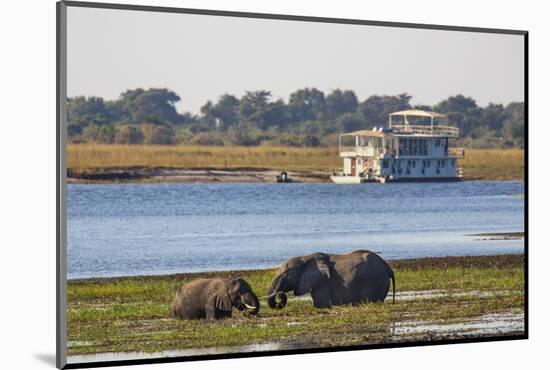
68 144 340 171
67 145 524 180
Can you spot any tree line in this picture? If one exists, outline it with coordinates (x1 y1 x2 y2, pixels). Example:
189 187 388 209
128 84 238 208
67 87 524 148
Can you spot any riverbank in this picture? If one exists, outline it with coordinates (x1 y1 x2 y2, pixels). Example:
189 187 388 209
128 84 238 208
67 168 328 183
67 145 524 183
67 254 525 358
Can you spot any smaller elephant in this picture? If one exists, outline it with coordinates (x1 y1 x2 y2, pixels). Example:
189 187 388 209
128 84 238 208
172 277 260 320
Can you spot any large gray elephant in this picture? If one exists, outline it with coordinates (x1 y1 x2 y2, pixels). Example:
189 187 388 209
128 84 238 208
172 277 260 320
266 250 395 309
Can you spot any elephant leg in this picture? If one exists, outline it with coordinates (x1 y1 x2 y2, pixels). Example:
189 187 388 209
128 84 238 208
311 286 331 308
216 309 232 319
206 306 232 320
361 279 390 303
205 305 217 320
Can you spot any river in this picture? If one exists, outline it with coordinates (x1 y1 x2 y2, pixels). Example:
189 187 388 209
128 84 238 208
67 181 524 279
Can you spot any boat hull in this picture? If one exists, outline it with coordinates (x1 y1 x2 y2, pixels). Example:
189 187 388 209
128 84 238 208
329 175 362 184
387 177 463 183
330 175 463 184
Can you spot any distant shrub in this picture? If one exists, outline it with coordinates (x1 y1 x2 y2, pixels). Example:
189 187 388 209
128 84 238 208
174 129 193 145
320 133 340 147
227 124 261 146
338 113 366 133
141 123 175 145
302 134 321 147
264 134 301 147
263 134 321 147
114 125 144 144
189 132 225 146
81 124 115 143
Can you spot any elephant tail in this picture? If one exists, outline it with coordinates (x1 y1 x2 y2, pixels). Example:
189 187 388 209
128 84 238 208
389 267 396 304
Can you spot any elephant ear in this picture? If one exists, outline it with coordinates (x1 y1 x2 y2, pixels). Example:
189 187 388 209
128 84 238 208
207 281 233 311
295 257 330 296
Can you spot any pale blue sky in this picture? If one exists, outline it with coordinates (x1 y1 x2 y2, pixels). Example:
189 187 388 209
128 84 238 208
67 6 524 114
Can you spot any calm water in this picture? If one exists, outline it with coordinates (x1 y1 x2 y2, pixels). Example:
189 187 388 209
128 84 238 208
67 181 524 279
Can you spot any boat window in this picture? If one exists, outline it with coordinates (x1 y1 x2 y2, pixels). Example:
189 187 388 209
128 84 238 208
400 139 408 155
435 139 441 147
392 115 405 125
341 135 355 148
420 139 428 155
441 160 446 168
383 160 389 169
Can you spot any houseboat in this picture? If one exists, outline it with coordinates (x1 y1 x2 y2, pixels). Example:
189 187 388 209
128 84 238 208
330 110 464 184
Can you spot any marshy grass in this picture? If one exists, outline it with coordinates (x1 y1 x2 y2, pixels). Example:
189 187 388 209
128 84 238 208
459 148 524 180
67 144 524 181
67 254 525 356
67 144 340 172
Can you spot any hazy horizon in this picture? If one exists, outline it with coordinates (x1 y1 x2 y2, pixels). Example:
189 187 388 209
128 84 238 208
67 7 524 115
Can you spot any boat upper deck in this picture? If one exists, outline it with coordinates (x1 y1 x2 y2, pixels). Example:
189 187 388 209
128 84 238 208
340 109 460 139
338 109 462 158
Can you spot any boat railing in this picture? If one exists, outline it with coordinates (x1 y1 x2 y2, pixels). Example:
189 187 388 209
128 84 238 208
339 146 356 153
339 146 384 157
391 124 459 137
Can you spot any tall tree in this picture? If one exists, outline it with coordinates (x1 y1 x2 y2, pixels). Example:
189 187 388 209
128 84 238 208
237 90 272 129
118 88 183 125
359 93 412 126
325 89 358 119
212 94 240 129
481 103 507 132
434 94 482 136
67 96 115 135
288 88 326 123
502 102 524 147
338 113 366 132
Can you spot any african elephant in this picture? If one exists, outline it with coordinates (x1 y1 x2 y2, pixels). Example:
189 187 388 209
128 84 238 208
266 250 395 309
172 277 260 320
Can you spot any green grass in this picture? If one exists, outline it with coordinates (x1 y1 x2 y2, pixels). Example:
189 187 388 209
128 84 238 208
67 255 525 356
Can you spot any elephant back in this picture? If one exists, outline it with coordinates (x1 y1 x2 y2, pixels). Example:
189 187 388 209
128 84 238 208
335 250 391 287
172 278 215 319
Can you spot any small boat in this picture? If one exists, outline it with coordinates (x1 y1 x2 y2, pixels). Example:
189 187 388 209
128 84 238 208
276 171 292 183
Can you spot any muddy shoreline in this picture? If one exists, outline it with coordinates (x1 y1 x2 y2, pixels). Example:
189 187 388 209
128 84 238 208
68 253 524 284
67 167 525 184
468 232 525 241
67 167 329 184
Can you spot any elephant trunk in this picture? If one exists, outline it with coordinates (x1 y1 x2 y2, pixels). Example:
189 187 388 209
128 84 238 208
266 276 288 309
241 292 260 315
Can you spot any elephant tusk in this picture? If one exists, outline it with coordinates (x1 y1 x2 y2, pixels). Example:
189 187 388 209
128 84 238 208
244 303 257 310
